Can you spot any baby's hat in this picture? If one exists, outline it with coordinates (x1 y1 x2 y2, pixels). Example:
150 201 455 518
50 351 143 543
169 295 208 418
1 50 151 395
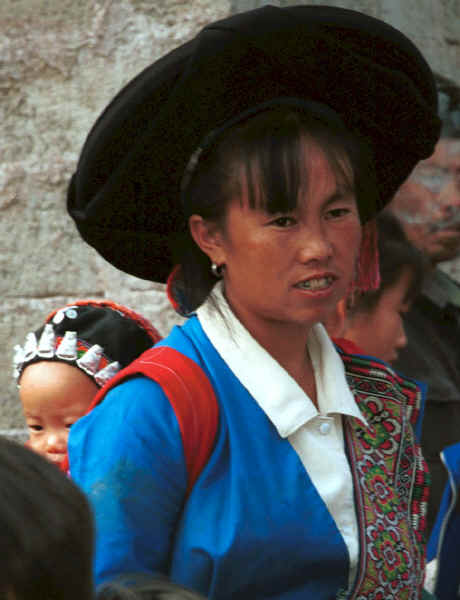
13 300 162 387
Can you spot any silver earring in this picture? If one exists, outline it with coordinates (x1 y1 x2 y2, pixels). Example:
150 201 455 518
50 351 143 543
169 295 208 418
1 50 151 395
211 262 223 278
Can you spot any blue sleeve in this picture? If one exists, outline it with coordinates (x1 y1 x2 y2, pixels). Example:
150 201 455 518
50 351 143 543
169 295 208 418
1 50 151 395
413 379 427 444
68 376 188 585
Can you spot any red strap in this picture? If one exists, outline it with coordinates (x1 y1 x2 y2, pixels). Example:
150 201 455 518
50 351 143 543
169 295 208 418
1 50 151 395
333 337 366 355
63 346 219 493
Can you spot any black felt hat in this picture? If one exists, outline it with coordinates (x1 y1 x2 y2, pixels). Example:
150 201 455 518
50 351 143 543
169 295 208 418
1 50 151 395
67 4 441 283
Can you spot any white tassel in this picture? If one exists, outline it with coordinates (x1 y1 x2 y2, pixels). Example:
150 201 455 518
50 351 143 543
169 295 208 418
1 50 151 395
22 332 38 363
56 331 78 361
13 344 26 379
37 324 56 359
95 361 120 387
77 344 103 375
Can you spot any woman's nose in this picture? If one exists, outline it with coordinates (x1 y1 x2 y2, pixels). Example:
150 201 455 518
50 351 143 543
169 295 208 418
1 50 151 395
296 226 333 263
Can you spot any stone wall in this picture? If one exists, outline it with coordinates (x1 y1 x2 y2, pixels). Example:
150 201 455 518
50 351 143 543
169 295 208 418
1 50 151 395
2 0 459 434
1 0 231 433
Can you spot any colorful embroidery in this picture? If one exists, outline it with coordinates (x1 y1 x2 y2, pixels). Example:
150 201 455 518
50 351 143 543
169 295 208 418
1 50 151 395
340 354 428 600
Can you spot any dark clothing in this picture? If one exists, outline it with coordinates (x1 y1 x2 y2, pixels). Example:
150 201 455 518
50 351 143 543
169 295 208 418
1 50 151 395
427 441 460 600
394 268 460 535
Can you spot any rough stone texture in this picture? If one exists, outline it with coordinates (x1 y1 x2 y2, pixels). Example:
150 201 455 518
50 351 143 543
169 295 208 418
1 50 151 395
1 0 230 433
2 0 459 434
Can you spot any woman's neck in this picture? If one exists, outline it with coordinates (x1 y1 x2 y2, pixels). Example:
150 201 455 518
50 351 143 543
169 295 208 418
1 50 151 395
236 316 319 407
216 283 320 406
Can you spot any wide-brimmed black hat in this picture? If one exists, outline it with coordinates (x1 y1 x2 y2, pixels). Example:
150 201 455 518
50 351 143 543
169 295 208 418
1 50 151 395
68 4 441 282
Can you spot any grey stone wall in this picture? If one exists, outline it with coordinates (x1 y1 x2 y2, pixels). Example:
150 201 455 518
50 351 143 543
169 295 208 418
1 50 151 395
2 0 459 434
1 0 231 433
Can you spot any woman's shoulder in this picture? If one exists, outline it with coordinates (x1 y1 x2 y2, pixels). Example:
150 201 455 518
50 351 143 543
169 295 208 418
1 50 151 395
85 316 208 418
337 344 423 395
158 316 212 360
72 316 218 448
337 346 425 435
77 375 175 438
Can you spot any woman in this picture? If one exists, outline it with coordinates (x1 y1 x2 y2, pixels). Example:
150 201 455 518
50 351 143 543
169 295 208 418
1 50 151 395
66 5 440 599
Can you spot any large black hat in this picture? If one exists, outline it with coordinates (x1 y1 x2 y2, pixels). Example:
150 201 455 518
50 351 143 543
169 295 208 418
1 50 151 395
68 4 441 282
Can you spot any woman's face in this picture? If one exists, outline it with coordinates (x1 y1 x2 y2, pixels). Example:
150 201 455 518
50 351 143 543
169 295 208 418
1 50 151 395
195 143 362 343
20 361 98 466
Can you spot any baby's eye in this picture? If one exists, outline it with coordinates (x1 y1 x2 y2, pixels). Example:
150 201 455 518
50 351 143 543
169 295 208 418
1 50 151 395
28 424 43 432
270 216 296 228
65 422 76 429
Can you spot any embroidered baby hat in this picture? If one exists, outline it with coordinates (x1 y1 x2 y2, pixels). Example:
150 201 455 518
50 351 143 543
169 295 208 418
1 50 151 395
13 300 162 387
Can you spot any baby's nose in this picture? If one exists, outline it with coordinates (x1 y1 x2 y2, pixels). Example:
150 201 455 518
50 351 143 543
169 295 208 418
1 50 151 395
46 431 67 453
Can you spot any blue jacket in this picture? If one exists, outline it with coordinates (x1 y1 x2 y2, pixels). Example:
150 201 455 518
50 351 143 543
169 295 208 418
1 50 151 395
427 442 460 600
69 316 427 599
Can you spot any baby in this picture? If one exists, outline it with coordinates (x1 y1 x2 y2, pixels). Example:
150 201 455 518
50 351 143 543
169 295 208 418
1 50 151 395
13 300 161 468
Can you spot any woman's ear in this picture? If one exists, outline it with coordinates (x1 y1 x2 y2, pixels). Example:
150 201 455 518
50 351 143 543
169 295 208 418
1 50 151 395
188 215 226 265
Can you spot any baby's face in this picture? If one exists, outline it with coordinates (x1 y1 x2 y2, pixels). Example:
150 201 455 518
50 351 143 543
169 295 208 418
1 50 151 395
19 361 99 467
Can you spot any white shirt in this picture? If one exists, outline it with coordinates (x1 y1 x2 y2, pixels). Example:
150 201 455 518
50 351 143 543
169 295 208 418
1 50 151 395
196 282 368 586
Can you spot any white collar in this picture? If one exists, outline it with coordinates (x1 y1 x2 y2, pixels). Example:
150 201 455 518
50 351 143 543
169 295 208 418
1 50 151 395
196 282 367 438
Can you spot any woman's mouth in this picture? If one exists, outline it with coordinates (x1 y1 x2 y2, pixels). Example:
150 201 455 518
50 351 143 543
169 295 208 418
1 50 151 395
295 276 335 291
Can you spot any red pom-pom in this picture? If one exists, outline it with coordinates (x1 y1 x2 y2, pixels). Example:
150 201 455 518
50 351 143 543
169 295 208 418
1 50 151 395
353 219 381 293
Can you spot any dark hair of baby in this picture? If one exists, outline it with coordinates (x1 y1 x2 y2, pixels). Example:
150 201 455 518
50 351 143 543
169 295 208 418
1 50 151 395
0 437 94 600
349 211 427 314
96 574 206 600
174 106 378 312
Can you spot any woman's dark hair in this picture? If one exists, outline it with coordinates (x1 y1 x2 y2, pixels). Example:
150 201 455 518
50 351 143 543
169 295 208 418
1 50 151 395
0 437 94 600
97 574 205 600
173 106 378 313
349 211 427 314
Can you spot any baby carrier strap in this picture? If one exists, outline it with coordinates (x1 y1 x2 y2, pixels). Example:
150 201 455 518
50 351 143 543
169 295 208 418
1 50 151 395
67 346 219 493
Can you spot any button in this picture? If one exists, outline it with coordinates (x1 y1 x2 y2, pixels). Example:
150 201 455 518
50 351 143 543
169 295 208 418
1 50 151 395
318 418 332 435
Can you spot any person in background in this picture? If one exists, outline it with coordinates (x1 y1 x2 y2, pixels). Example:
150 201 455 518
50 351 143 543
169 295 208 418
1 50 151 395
327 212 427 364
424 440 460 600
0 436 94 600
389 133 460 535
66 5 440 599
13 300 161 469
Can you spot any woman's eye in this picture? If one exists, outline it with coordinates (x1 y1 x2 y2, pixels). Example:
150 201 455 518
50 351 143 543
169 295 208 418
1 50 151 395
270 216 296 227
325 208 350 220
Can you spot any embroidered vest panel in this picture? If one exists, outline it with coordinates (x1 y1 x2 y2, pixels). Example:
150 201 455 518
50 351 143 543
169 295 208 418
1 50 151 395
341 353 429 600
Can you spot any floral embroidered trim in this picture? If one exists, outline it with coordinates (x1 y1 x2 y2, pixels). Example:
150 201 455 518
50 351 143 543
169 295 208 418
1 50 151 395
340 353 427 600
